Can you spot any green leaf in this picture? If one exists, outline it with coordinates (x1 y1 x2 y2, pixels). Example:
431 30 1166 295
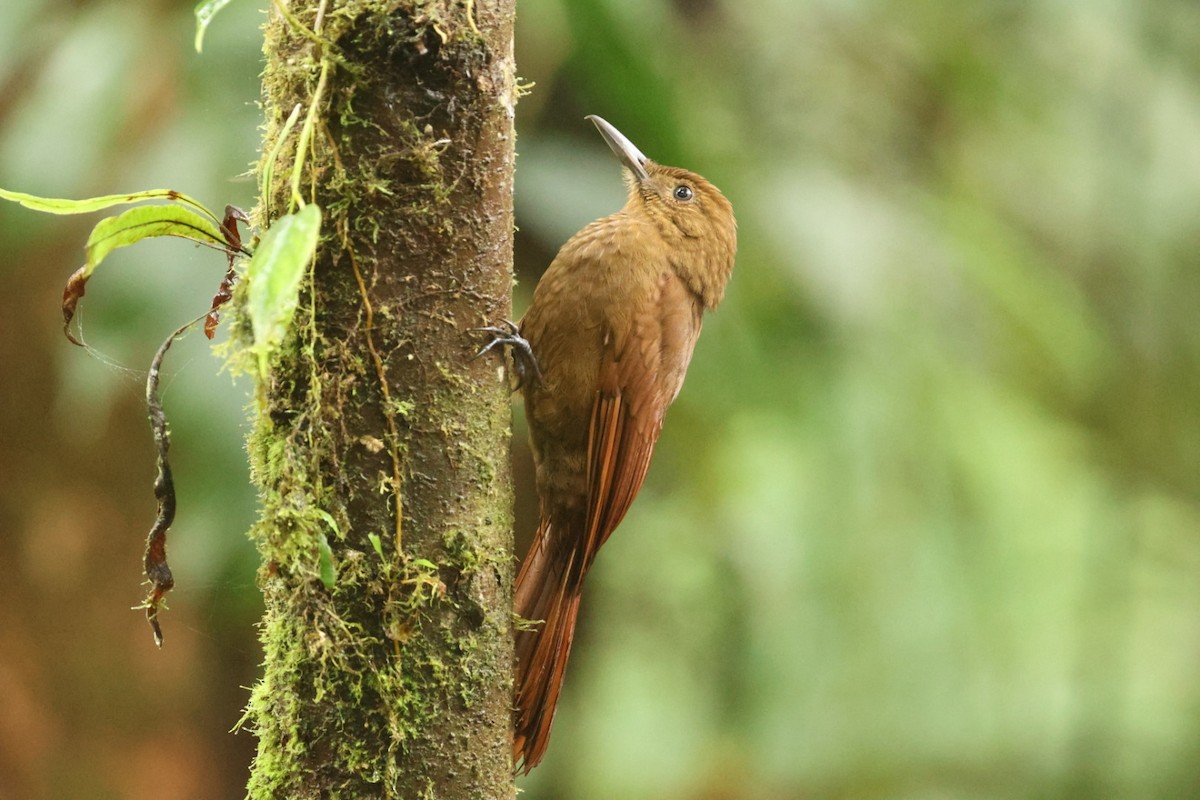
83 205 227 277
317 533 336 589
0 186 216 221
313 508 341 539
246 204 322 374
367 532 385 560
312 509 339 589
194 0 235 54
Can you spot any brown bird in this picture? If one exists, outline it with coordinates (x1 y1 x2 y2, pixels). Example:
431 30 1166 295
483 115 737 772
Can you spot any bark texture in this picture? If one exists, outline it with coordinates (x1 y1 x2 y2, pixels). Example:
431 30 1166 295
243 1 516 797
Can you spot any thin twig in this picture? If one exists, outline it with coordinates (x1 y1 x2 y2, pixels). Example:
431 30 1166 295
140 311 208 646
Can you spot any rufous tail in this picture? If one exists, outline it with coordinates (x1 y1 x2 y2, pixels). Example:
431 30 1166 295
513 513 586 773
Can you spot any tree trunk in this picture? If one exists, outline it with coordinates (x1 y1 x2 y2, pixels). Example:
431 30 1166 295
243 1 516 797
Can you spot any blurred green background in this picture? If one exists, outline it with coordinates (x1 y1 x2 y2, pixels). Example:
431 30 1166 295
2 0 1199 798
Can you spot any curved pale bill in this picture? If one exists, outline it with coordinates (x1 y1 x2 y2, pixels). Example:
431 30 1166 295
585 115 650 182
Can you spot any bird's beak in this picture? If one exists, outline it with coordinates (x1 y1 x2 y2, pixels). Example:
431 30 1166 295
586 115 650 182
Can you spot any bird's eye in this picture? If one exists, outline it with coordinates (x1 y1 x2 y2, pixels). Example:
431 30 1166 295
673 185 694 201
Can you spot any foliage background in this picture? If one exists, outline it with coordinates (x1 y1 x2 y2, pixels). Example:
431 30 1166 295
1 0 1199 798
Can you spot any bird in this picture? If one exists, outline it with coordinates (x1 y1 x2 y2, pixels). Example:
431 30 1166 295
481 115 737 772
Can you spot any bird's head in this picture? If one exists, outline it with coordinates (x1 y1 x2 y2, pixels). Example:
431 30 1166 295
587 115 737 309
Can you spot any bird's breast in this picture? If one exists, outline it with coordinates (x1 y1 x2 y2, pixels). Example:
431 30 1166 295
520 213 703 452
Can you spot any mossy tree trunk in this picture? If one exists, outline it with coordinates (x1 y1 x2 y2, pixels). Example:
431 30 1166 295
243 1 516 797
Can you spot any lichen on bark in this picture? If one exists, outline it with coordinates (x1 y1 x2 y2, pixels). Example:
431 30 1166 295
236 1 518 797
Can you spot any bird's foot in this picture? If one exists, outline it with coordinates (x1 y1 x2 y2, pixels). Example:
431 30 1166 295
473 320 543 388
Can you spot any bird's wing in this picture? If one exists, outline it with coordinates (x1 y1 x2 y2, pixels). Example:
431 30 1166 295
581 272 700 563
581 377 657 561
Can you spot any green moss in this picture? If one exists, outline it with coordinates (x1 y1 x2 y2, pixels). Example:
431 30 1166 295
240 0 516 796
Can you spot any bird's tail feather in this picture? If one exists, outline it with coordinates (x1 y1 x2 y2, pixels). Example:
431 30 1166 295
513 513 585 773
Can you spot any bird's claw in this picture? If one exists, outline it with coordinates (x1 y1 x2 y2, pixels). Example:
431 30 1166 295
473 319 543 388
473 320 519 357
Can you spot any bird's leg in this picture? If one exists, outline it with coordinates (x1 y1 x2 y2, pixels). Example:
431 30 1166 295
473 319 543 388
